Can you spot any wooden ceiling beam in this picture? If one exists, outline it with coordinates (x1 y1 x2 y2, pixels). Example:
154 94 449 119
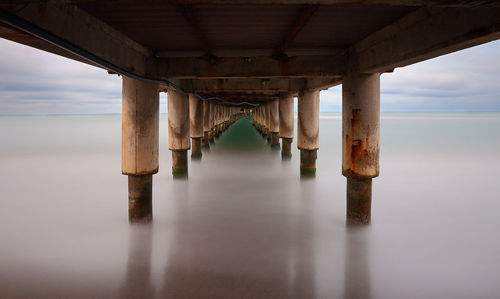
275 4 319 59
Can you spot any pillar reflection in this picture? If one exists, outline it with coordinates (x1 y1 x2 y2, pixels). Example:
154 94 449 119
117 224 155 298
343 227 371 299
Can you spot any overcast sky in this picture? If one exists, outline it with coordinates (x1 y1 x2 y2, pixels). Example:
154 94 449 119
0 37 499 114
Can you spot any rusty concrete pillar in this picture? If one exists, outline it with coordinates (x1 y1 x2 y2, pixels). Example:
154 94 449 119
202 100 210 149
221 106 226 132
261 105 265 135
189 95 203 159
224 106 228 130
260 105 265 135
209 102 215 143
279 94 294 158
342 73 380 225
221 105 226 132
214 104 220 138
255 106 261 133
298 89 319 177
122 76 159 222
269 99 280 149
265 102 271 143
168 90 190 178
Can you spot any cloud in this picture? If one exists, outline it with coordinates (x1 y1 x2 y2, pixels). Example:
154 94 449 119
0 38 122 114
320 39 500 112
1 37 500 114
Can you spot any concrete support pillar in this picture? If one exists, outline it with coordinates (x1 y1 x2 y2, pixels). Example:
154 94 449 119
342 73 380 224
189 95 203 159
202 100 210 149
269 99 280 149
215 104 219 138
261 105 265 135
279 94 294 158
259 106 264 134
209 102 215 143
265 103 271 142
253 106 261 133
298 89 319 176
122 76 159 222
221 106 226 132
168 90 190 177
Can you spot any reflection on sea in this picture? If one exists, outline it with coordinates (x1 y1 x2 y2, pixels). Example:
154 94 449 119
0 114 500 298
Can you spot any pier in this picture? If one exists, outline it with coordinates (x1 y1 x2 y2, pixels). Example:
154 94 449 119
1 1 499 226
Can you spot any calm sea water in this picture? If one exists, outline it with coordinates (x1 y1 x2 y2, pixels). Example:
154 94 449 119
0 112 499 298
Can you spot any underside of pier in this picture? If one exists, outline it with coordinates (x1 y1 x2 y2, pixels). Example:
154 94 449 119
1 1 499 224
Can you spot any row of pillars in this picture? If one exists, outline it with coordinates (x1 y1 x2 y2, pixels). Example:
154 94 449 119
122 72 380 225
122 76 246 222
251 74 380 225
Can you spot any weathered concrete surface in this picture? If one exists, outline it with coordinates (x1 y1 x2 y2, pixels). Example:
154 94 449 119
128 174 152 223
271 132 280 149
297 89 319 150
122 76 159 175
191 137 202 159
168 90 190 150
159 55 345 79
172 149 188 178
269 99 279 134
279 94 294 139
203 100 210 133
202 100 210 148
281 137 293 158
180 78 339 95
346 177 372 225
342 73 380 179
209 102 215 142
300 149 317 177
189 95 203 138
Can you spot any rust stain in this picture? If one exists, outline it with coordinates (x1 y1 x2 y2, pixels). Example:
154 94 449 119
351 139 363 169
350 108 361 168
365 125 370 149
350 108 360 140
351 108 361 121
349 109 376 173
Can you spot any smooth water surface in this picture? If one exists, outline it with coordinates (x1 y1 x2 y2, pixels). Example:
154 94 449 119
0 113 499 298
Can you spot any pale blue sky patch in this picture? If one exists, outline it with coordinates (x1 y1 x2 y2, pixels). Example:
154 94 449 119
0 38 499 114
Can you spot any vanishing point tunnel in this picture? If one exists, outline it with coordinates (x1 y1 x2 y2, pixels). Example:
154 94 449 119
1 1 499 224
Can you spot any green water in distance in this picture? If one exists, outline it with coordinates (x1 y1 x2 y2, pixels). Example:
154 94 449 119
212 117 268 149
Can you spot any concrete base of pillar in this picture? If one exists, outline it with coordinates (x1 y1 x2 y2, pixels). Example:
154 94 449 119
346 178 372 225
202 132 210 150
300 149 317 177
209 130 215 143
191 137 202 159
128 174 152 223
263 128 269 142
172 149 188 178
270 132 280 149
281 138 293 158
215 127 220 139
